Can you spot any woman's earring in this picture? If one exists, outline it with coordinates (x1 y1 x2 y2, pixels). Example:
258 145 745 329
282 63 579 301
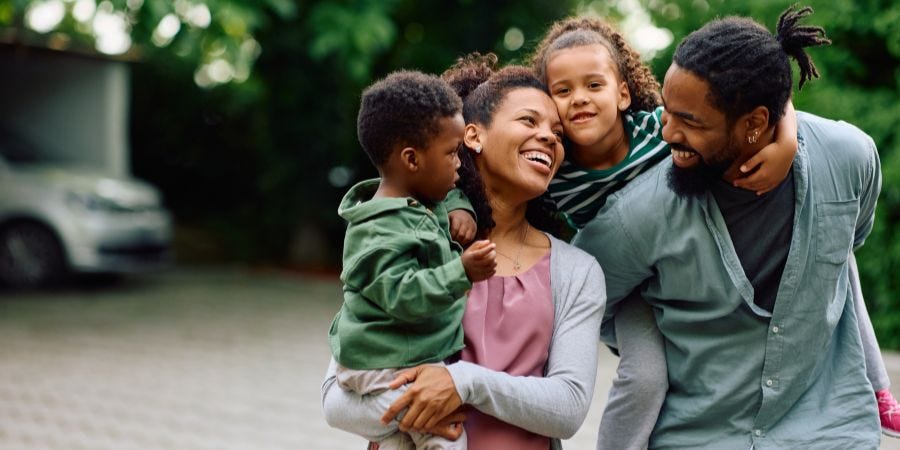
748 131 759 144
473 145 482 154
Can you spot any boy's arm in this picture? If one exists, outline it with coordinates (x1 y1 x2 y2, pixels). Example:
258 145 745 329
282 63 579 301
443 189 475 216
444 189 477 245
733 101 798 194
348 243 472 323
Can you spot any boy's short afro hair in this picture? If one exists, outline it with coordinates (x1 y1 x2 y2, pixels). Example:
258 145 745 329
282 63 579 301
357 70 463 167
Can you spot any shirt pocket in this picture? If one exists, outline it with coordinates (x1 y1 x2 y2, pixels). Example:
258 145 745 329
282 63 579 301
815 200 858 265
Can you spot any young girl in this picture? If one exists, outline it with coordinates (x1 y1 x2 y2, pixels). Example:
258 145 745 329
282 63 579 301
527 16 900 447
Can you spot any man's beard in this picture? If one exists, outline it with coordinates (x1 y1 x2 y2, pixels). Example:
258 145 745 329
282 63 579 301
666 141 738 199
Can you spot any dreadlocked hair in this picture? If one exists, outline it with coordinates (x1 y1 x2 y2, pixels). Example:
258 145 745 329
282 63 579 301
776 5 831 89
441 53 567 238
529 16 661 113
673 5 829 125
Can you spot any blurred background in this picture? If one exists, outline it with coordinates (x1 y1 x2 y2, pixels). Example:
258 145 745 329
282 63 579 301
1 0 898 338
0 0 899 448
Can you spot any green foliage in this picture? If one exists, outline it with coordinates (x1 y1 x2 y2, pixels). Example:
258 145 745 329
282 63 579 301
307 0 399 82
640 0 900 346
5 0 899 345
125 0 580 267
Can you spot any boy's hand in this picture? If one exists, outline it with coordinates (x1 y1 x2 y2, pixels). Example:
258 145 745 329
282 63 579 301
461 240 496 282
448 210 477 245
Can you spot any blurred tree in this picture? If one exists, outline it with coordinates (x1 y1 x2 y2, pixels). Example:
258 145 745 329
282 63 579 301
4 0 899 346
105 0 581 267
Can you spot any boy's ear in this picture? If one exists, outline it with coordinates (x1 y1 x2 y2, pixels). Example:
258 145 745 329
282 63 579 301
617 80 632 111
463 124 482 153
399 147 419 171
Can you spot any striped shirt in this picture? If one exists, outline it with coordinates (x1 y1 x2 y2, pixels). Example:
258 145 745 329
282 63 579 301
548 106 669 229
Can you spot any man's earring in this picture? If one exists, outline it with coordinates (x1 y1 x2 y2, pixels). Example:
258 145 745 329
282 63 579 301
473 145 482 154
748 131 759 144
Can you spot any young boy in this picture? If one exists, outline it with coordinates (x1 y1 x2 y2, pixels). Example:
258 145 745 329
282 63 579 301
328 70 496 450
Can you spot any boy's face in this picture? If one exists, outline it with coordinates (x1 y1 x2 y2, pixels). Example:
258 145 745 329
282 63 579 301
411 113 465 203
545 44 631 150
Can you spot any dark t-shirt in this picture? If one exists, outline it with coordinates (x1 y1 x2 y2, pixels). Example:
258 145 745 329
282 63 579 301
710 169 795 313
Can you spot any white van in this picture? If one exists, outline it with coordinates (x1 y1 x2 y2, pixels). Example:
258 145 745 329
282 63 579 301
0 127 172 288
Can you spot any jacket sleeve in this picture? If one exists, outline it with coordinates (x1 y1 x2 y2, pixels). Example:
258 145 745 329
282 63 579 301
446 255 605 438
442 189 476 218
347 243 472 324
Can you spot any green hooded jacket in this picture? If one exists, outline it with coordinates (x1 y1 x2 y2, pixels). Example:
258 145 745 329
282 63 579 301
329 179 474 369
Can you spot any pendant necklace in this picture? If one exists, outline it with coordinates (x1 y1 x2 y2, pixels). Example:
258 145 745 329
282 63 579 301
495 223 529 272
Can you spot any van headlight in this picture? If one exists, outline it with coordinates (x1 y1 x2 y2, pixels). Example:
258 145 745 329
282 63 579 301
66 192 137 213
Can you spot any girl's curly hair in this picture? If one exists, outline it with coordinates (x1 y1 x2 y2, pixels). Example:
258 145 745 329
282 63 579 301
530 16 661 113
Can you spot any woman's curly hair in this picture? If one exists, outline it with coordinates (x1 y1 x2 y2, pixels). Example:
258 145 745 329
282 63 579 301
441 53 567 238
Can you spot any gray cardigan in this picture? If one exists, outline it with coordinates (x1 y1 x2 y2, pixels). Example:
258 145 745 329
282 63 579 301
322 234 606 449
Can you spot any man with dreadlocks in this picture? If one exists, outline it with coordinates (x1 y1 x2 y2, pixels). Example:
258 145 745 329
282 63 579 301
574 6 882 449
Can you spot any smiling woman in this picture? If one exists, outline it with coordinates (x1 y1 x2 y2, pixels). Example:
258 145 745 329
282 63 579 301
322 53 606 450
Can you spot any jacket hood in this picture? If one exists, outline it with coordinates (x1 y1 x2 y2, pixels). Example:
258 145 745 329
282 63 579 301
338 179 422 224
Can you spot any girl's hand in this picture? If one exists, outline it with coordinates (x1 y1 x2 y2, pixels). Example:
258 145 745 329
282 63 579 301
448 210 477 245
733 143 792 194
733 101 798 195
381 365 463 433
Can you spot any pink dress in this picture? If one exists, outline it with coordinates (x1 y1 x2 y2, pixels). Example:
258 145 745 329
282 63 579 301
460 252 554 450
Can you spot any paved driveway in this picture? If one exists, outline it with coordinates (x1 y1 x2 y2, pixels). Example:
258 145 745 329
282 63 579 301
1 267 897 449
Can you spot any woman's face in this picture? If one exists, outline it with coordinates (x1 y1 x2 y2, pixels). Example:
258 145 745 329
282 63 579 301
468 87 564 202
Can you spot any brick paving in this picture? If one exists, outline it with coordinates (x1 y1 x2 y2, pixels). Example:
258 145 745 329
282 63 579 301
0 267 897 450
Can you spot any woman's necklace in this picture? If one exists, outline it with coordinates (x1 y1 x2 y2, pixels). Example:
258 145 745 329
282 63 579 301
494 223 529 272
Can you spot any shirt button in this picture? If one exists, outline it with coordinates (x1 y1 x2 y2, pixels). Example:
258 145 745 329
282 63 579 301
765 379 774 386
772 326 780 333
754 429 763 436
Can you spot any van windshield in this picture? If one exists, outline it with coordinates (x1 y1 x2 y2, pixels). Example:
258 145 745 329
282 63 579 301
0 128 46 164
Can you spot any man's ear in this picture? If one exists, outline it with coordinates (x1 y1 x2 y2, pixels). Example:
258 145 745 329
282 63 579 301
399 147 419 171
463 124 483 154
743 106 770 144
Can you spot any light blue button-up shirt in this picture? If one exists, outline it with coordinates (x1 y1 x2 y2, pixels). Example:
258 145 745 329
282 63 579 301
574 112 881 449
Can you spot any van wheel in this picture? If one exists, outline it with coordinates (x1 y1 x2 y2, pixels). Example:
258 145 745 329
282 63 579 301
0 222 66 288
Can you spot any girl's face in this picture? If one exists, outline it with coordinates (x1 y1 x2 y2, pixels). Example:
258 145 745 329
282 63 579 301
545 44 631 149
466 87 564 203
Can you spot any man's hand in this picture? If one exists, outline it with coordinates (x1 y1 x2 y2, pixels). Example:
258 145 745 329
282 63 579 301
461 240 496 282
448 210 477 245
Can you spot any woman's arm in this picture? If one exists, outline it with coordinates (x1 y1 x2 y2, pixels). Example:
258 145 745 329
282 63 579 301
384 253 605 439
450 256 605 438
321 359 393 441
322 359 465 441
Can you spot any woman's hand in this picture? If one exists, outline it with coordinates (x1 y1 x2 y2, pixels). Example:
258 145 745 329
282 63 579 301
422 410 467 440
381 365 463 433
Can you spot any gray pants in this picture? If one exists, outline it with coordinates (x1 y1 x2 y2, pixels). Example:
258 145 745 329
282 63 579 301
334 363 467 450
596 254 888 450
850 253 890 391
596 294 667 450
